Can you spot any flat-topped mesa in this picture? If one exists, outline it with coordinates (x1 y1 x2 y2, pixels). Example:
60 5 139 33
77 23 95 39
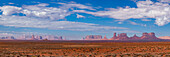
148 32 156 37
110 33 117 40
140 32 149 39
141 32 158 39
84 35 102 40
117 33 129 40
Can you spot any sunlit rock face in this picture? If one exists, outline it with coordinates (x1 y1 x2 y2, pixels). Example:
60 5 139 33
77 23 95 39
84 32 159 40
110 33 117 40
110 33 129 40
141 32 158 40
117 33 129 40
111 32 159 40
84 35 102 40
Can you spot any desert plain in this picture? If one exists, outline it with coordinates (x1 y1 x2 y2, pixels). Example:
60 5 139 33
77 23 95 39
1 40 170 57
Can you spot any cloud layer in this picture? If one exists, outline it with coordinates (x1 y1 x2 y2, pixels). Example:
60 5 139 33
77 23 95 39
1 0 170 26
0 2 128 31
0 15 127 31
0 2 94 20
74 0 170 26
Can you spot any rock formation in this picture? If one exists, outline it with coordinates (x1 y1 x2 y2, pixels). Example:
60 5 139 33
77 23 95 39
36 35 63 40
129 34 140 39
110 33 117 40
31 35 37 40
58 36 63 40
84 35 102 40
110 32 159 40
140 32 158 40
103 35 108 40
36 36 43 40
110 33 129 40
84 32 159 40
117 33 129 40
0 36 16 40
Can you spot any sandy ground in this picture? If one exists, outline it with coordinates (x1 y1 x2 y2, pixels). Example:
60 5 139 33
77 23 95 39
0 40 170 57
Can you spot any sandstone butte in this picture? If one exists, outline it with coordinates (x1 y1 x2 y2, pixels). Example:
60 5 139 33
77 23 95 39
84 32 160 40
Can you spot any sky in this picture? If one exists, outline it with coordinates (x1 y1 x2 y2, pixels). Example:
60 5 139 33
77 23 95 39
0 0 170 40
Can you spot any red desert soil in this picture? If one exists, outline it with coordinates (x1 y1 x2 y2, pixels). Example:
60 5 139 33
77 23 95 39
0 40 170 57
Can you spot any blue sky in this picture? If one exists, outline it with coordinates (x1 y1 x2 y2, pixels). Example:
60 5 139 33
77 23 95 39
0 0 170 40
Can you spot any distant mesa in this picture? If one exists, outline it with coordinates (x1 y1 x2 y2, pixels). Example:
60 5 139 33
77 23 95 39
30 35 63 40
140 32 158 40
117 33 129 40
0 32 163 41
159 36 170 39
103 35 108 40
0 36 16 40
83 32 160 40
84 35 102 40
0 34 64 40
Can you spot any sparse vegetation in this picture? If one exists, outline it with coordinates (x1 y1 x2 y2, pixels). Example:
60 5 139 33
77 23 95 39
0 41 170 57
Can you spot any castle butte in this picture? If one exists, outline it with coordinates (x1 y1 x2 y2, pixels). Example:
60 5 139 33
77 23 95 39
84 32 160 40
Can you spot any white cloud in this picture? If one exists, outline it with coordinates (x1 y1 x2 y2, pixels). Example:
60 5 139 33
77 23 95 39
128 21 147 26
58 2 95 10
0 2 128 32
129 21 138 25
8 3 14 4
21 3 72 20
0 15 127 31
0 33 14 37
141 19 151 21
158 0 170 3
74 0 170 26
76 14 85 18
155 16 170 26
0 2 94 20
118 22 123 24
141 24 147 27
0 6 22 15
37 3 49 6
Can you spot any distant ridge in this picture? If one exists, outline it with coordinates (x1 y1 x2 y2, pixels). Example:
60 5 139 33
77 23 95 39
0 36 16 40
159 36 170 39
83 32 160 40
